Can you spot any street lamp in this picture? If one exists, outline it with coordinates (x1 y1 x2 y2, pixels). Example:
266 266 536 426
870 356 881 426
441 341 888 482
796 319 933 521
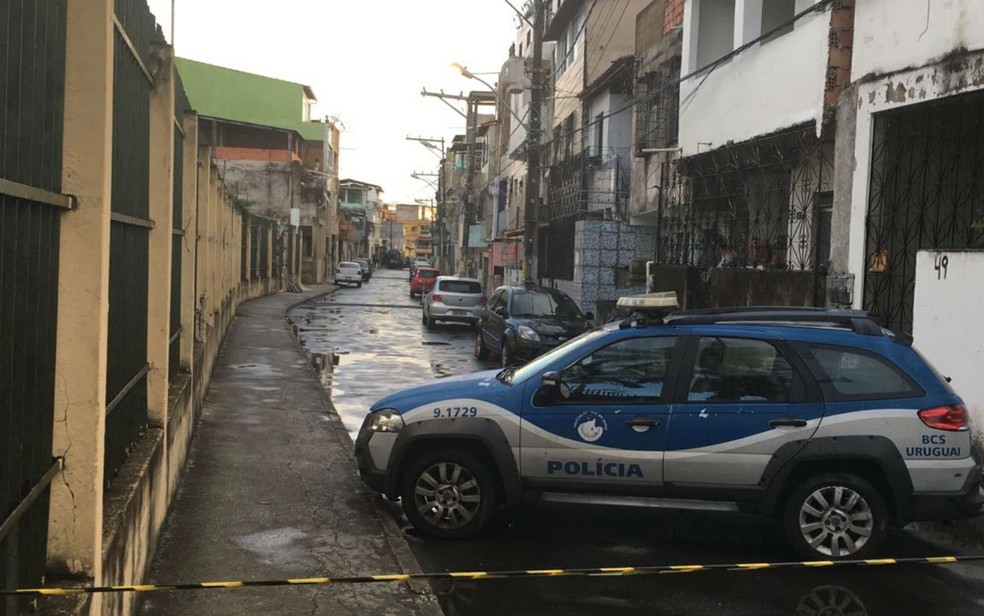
450 63 528 130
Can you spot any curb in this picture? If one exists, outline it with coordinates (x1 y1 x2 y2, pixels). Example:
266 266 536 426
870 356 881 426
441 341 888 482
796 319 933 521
282 287 443 616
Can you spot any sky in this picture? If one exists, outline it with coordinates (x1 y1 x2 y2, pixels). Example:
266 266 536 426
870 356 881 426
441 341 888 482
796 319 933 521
146 0 520 204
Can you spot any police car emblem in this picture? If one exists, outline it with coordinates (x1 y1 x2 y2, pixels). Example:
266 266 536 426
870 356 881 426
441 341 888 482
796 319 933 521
574 411 608 442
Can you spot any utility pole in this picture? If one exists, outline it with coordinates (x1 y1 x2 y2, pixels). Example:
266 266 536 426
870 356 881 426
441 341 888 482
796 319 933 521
462 97 477 277
524 0 545 285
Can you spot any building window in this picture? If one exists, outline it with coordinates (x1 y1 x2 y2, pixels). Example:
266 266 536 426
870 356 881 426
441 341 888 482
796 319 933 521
636 57 681 153
343 188 364 204
761 0 796 41
594 113 605 157
563 114 575 160
696 0 735 71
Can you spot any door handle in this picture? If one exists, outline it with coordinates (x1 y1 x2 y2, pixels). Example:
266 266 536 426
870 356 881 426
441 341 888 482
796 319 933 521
625 417 662 428
770 417 808 428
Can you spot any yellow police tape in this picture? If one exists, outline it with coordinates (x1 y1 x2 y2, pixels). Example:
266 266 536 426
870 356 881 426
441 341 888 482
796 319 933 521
0 555 972 597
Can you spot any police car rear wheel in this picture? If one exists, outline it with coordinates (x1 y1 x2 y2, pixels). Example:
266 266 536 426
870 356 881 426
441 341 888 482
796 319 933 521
401 449 496 539
783 472 888 560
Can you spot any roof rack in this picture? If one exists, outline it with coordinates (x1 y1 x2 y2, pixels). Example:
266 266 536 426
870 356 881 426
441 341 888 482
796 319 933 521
662 307 886 336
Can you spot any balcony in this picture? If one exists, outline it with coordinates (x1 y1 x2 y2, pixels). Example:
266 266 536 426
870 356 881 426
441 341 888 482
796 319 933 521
679 0 833 155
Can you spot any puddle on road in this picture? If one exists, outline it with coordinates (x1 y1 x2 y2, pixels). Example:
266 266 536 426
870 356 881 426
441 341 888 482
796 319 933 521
290 283 498 440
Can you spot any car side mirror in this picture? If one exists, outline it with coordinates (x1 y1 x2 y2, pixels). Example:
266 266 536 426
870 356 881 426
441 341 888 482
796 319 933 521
494 306 508 317
534 371 562 406
584 312 595 321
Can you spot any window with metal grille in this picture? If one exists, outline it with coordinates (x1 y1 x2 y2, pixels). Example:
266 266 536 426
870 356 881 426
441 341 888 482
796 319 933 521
636 57 681 155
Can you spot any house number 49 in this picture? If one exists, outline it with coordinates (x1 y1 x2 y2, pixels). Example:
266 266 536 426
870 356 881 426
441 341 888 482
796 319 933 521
934 254 949 280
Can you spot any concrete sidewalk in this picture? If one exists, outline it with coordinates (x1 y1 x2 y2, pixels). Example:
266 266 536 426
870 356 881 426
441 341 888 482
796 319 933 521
140 287 440 616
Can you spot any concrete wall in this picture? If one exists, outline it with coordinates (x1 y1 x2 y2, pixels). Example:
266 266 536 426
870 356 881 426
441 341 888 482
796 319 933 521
45 5 286 610
218 157 325 284
584 0 650 87
913 251 984 439
680 0 831 155
852 0 984 81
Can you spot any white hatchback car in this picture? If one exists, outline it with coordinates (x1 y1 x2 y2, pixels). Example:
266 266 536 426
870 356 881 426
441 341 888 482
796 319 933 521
335 261 363 287
421 276 485 329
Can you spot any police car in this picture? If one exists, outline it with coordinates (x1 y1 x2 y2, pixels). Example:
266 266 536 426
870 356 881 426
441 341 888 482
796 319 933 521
355 294 984 559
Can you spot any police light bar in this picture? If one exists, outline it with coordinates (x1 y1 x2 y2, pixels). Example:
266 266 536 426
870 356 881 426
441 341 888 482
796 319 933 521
616 292 679 311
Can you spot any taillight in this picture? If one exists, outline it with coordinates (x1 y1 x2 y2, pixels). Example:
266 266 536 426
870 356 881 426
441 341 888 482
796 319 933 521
431 294 443 303
478 296 487 305
918 404 968 431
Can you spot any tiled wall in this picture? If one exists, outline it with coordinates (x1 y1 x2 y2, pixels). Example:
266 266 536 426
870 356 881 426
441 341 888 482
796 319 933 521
552 220 657 314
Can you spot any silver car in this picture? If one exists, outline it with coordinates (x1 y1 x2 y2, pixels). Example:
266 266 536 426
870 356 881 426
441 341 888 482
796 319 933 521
421 276 484 329
335 261 363 287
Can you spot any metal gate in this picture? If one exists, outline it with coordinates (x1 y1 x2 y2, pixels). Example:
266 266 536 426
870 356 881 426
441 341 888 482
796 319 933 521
0 0 68 613
863 91 984 334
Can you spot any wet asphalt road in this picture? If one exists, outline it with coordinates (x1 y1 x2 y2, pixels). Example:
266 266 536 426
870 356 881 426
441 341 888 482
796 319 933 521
291 269 984 616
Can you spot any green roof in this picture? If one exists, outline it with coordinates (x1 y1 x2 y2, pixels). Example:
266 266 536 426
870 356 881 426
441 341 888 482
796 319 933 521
175 58 325 142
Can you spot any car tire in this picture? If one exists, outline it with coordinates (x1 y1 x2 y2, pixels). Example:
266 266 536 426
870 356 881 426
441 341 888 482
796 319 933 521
357 281 362 288
783 472 888 561
475 331 489 360
400 449 497 539
426 314 436 329
500 340 515 368
410 290 416 299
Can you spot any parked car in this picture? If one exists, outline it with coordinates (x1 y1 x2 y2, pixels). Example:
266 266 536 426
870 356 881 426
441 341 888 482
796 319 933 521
421 277 485 329
355 299 984 560
408 258 431 281
352 258 372 281
476 286 593 367
409 267 440 299
334 261 363 288
382 249 404 269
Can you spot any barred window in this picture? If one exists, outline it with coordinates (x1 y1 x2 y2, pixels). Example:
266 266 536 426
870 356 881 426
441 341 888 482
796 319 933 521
636 57 681 154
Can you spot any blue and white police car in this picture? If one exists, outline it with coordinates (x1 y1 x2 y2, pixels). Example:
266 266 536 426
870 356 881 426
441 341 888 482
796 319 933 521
355 295 984 559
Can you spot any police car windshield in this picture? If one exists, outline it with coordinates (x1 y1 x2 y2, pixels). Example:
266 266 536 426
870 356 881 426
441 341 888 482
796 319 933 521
510 290 582 319
504 329 608 385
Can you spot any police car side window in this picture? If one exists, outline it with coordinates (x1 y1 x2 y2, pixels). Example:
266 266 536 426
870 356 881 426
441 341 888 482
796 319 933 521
805 345 922 401
559 336 675 403
688 337 796 403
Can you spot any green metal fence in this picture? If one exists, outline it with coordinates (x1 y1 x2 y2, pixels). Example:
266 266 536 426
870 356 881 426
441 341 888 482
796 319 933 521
105 0 158 482
169 76 189 379
0 0 68 613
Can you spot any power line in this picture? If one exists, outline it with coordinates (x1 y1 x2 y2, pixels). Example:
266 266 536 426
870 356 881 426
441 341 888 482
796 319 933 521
583 0 633 82
548 0 599 79
567 0 836 148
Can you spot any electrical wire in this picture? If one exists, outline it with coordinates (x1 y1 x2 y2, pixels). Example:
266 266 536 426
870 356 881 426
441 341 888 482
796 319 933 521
566 0 836 148
582 0 634 84
549 0 599 79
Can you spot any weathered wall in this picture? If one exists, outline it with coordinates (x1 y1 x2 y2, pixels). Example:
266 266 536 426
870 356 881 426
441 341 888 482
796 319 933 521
852 0 984 81
584 0 650 87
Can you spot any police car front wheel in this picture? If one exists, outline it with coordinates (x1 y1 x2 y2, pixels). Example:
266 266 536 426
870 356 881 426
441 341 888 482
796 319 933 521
783 472 888 560
401 449 497 539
